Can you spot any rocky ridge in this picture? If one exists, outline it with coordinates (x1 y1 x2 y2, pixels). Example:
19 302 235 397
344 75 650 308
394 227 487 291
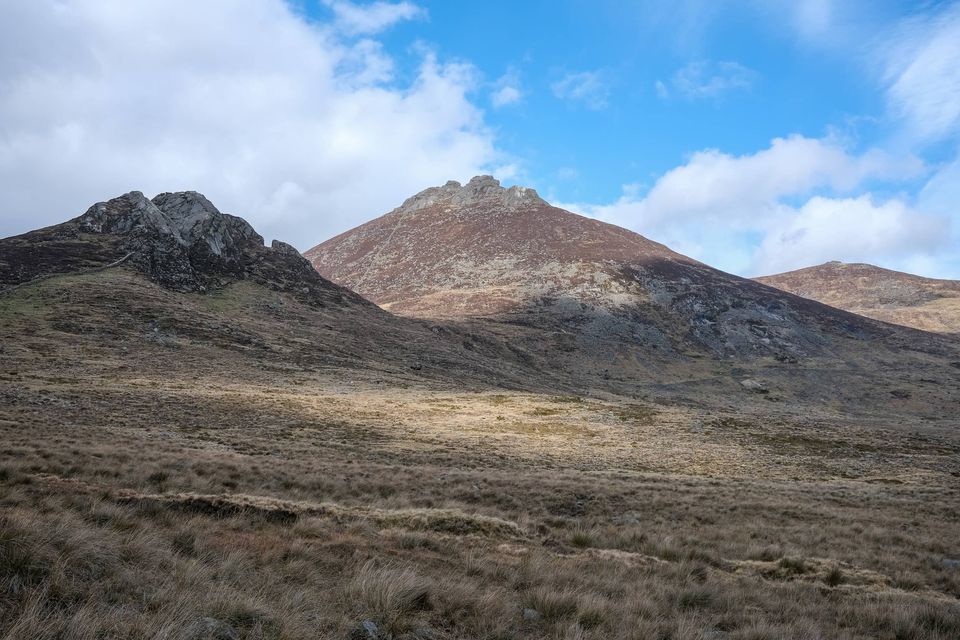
396 175 547 212
1 190 366 308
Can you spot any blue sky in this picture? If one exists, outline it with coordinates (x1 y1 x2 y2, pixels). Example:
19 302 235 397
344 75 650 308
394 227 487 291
1 0 959 277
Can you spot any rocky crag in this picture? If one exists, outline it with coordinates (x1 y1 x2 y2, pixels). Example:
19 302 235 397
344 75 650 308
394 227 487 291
1 191 365 309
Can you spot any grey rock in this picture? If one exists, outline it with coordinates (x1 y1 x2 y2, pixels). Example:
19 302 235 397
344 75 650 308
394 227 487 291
522 608 542 620
942 558 960 569
398 175 545 213
349 619 381 639
77 190 261 291
739 378 768 393
70 190 366 309
271 239 302 257
612 511 641 525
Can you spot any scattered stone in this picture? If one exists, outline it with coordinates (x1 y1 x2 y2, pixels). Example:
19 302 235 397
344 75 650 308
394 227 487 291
942 558 960 570
522 608 542 621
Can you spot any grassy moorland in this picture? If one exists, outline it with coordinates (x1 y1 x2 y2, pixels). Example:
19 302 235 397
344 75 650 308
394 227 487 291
1 272 959 639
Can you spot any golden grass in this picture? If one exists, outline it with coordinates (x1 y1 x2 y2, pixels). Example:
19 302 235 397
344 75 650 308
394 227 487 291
1 272 959 638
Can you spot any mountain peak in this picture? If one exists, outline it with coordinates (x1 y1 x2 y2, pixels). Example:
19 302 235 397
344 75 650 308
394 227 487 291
307 182 887 360
398 175 545 213
2 190 365 307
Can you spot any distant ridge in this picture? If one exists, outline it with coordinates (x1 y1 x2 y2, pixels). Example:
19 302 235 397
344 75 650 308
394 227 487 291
756 261 960 334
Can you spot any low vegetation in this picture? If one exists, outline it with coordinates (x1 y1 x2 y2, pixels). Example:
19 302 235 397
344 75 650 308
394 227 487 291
1 273 959 639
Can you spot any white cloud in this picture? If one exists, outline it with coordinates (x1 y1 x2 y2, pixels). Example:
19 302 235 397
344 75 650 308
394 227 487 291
491 86 521 107
322 0 425 36
662 60 757 99
792 0 834 39
551 71 611 110
491 69 523 108
587 135 923 227
880 3 960 141
555 135 951 276
0 0 496 249
752 195 947 274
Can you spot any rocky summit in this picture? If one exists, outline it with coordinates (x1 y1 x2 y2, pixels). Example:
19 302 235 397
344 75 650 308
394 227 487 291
0 190 365 308
756 261 960 335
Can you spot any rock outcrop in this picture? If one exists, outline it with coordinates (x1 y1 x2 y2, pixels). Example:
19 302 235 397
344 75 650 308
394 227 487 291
1 190 367 308
396 175 546 212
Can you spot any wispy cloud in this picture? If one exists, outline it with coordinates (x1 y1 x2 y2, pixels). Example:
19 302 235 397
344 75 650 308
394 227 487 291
657 60 757 100
551 71 611 110
322 0 425 36
491 68 523 108
879 3 960 142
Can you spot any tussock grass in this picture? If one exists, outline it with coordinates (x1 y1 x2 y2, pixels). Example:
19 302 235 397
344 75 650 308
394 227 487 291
347 560 431 632
1 366 959 638
116 489 526 537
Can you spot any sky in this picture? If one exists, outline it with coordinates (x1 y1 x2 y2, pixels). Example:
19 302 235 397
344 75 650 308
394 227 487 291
0 0 958 278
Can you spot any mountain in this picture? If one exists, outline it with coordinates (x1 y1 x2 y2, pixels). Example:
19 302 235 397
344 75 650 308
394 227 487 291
3 185 958 415
0 190 540 389
755 262 960 335
6 195 960 640
308 176 838 359
307 176 960 413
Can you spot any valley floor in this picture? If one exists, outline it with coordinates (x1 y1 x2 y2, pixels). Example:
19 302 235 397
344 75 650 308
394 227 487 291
2 368 959 639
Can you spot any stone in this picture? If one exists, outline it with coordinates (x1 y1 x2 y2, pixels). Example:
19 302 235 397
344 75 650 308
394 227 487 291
67 190 363 309
522 608 542 621
740 379 768 393
349 619 381 639
396 174 545 213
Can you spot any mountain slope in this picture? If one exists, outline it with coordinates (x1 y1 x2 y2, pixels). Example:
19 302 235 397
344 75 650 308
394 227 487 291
307 177 939 360
0 191 542 390
306 176 960 414
756 262 960 334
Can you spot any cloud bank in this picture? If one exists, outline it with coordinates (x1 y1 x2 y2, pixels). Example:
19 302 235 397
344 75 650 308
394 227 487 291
559 135 951 277
0 0 496 249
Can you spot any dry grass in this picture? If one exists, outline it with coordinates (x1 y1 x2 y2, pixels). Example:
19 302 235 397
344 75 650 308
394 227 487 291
1 272 959 638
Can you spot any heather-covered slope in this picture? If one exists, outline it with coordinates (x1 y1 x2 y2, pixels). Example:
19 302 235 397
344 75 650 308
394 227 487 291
0 191 542 390
756 261 960 335
307 177 950 361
